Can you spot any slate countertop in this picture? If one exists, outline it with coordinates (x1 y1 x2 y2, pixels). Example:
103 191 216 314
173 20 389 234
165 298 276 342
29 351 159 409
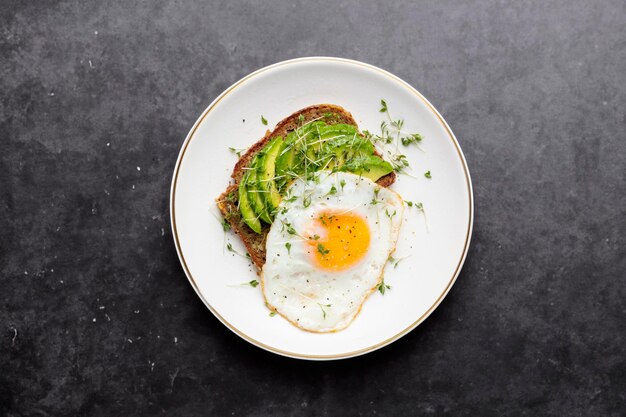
1 1 624 416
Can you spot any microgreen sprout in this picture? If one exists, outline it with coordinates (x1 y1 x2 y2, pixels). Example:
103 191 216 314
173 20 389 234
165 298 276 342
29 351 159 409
377 279 391 295
370 187 382 205
367 99 425 174
379 99 388 113
317 303 331 319
303 193 312 208
228 147 246 157
226 242 251 259
405 200 428 232
280 220 299 237
317 243 330 255
221 217 231 232
401 133 422 146
387 255 407 269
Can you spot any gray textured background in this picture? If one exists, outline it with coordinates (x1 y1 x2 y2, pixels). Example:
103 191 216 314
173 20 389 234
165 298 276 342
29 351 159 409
1 0 625 416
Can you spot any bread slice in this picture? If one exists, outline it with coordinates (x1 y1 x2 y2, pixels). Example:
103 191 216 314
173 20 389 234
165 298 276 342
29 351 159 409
216 104 396 269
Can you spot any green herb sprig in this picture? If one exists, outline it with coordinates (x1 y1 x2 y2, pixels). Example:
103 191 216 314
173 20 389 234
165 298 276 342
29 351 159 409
228 147 247 158
377 279 392 295
387 256 407 269
317 243 330 255
370 188 382 205
317 303 331 319
405 200 429 232
367 99 425 174
226 242 251 259
402 133 422 146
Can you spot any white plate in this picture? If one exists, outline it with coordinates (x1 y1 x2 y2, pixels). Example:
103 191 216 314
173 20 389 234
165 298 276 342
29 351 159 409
170 57 473 360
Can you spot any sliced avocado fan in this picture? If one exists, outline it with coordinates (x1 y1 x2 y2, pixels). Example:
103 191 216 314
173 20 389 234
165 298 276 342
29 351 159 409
239 120 393 233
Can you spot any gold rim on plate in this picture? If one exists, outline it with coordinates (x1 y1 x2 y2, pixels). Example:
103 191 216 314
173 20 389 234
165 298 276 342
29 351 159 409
170 57 474 360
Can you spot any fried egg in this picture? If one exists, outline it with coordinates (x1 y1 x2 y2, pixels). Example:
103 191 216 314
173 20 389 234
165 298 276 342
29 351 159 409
262 171 404 332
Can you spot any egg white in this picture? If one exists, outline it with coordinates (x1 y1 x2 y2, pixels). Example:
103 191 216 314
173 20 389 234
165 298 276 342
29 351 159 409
262 171 404 332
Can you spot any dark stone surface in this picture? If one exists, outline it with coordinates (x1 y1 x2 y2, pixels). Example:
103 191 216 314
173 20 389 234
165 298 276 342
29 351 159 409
1 0 624 415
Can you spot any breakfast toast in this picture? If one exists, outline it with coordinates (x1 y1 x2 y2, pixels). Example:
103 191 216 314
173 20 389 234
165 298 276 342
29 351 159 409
216 104 396 269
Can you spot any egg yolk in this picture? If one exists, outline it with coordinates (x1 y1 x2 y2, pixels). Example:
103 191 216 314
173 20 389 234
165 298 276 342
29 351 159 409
306 211 370 271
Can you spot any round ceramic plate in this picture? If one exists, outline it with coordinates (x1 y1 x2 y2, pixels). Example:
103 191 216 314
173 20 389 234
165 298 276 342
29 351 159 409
170 57 473 360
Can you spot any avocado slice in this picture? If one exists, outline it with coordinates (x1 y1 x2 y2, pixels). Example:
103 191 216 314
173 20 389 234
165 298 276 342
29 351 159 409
275 131 299 183
318 123 358 139
256 136 284 219
303 123 345 163
238 173 261 233
339 155 394 182
246 166 272 224
238 120 395 228
322 135 375 168
277 125 373 179
316 125 373 171
276 122 324 179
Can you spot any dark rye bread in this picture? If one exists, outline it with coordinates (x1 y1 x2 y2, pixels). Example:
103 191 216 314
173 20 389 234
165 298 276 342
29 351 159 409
216 104 396 270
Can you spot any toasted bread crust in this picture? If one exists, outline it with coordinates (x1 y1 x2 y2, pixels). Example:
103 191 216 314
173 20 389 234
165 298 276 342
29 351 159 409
216 104 396 269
